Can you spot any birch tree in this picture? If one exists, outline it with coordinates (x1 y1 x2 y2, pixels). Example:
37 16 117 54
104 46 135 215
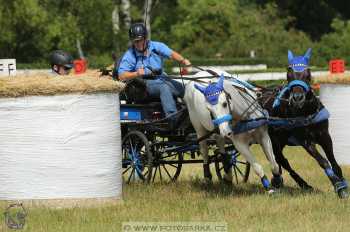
121 0 131 28
112 4 120 34
143 0 152 39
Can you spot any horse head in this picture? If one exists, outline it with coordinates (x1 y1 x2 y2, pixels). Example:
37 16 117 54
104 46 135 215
195 74 233 138
286 48 313 109
287 48 312 83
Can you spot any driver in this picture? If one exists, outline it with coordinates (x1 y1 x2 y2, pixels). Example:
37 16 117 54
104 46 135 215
118 23 191 127
49 50 74 75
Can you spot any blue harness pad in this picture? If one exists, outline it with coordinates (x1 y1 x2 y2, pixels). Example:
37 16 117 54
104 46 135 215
231 108 330 134
233 118 268 134
268 107 330 129
312 107 330 124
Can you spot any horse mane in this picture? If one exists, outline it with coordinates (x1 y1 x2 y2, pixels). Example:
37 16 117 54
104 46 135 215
223 81 264 120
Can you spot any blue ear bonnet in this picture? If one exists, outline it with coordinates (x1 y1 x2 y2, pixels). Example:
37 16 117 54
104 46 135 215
288 48 312 72
195 74 225 105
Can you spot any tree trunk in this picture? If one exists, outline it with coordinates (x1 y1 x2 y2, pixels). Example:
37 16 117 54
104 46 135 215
112 4 120 34
121 0 131 29
76 39 85 59
143 0 152 39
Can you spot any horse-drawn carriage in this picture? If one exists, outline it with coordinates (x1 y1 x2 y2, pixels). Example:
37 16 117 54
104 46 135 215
120 77 251 184
119 49 349 198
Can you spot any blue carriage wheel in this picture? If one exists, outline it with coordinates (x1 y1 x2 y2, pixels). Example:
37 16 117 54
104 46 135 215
214 146 250 184
150 143 183 183
122 130 153 184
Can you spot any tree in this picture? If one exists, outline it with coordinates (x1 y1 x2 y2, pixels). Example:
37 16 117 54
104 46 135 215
143 0 152 39
315 18 350 65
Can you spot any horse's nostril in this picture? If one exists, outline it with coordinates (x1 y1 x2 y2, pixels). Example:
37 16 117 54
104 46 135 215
227 132 232 137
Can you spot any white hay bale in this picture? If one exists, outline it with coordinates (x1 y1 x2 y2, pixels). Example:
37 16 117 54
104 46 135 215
320 84 350 165
0 92 122 206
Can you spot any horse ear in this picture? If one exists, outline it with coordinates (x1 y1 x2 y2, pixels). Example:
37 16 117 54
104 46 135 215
304 48 312 63
288 50 294 63
194 83 206 94
217 74 224 89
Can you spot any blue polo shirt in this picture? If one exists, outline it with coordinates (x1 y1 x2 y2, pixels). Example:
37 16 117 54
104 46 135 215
118 41 173 76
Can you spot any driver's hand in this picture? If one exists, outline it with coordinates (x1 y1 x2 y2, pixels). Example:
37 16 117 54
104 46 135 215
183 59 191 66
136 68 145 76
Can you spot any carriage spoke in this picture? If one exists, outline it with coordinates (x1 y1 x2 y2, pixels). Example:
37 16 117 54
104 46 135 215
162 164 173 179
123 166 132 174
152 166 158 182
159 165 163 182
127 167 135 184
168 163 178 169
235 166 244 177
161 153 177 159
236 161 248 165
233 166 239 184
129 139 134 154
144 169 149 178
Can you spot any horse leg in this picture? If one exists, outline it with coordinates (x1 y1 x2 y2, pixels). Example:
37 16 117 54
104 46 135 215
257 128 283 189
215 135 232 183
303 143 348 198
232 137 273 193
271 139 312 189
199 139 212 182
316 131 347 186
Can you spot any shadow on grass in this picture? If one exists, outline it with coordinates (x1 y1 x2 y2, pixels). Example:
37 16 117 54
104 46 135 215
122 177 324 199
187 176 323 198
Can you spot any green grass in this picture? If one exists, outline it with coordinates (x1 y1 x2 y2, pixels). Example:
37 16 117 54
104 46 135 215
1 146 349 232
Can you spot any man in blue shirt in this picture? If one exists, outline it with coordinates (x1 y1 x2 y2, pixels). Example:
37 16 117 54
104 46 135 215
118 23 191 126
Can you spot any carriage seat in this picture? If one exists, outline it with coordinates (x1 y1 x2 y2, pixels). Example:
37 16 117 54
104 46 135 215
120 78 183 105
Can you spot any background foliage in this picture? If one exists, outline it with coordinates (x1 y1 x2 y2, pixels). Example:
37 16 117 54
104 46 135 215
0 0 349 67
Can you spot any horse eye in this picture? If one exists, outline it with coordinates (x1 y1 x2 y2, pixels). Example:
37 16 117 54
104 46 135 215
222 102 227 108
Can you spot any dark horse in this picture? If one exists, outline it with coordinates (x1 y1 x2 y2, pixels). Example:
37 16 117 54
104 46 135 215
260 49 349 198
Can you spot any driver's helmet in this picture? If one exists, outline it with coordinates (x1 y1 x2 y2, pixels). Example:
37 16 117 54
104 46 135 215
49 50 74 69
129 23 147 41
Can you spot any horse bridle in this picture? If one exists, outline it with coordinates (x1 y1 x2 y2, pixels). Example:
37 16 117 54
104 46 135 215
211 90 234 126
212 86 265 128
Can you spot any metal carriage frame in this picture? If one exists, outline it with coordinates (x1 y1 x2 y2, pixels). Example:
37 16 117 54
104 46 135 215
120 100 251 184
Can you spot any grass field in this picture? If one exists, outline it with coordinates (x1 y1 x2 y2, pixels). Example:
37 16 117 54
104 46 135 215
1 146 350 232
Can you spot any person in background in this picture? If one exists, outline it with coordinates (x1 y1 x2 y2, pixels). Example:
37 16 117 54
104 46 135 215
49 50 74 75
118 23 191 127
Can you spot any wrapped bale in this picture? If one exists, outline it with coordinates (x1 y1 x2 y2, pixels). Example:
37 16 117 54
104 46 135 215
318 74 350 165
0 72 125 207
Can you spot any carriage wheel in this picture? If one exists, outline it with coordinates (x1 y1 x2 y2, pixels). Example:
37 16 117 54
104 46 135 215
215 148 250 184
151 146 183 183
122 131 153 184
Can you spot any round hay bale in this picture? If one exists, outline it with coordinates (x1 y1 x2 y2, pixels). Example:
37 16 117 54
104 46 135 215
0 73 125 207
319 74 350 165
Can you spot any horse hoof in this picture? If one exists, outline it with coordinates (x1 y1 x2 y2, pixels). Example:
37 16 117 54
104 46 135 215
203 177 213 185
222 178 233 185
271 175 284 189
337 188 349 199
301 184 313 191
267 189 275 195
340 179 348 188
335 181 347 193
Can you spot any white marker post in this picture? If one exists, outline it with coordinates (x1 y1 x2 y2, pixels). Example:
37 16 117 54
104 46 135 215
0 59 16 76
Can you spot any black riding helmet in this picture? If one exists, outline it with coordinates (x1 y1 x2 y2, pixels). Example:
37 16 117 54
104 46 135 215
129 23 147 41
49 50 74 69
